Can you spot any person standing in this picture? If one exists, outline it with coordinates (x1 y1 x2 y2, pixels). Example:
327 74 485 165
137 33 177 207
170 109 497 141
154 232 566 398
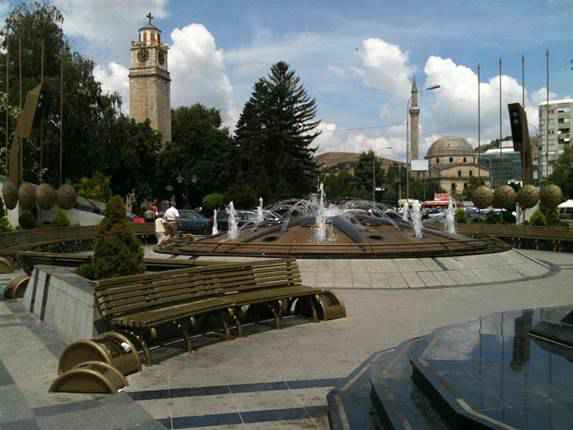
164 203 180 235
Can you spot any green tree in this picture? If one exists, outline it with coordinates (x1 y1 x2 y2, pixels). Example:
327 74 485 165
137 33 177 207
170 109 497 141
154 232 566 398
235 62 320 199
0 2 161 198
78 196 144 280
353 151 384 199
0 2 124 185
549 146 573 199
157 105 236 207
322 171 359 201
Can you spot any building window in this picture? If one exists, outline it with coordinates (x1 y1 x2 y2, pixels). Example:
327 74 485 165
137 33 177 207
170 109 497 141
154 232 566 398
451 183 457 192
463 183 467 189
449 157 453 163
436 158 440 164
457 170 462 177
463 157 467 163
469 170 473 177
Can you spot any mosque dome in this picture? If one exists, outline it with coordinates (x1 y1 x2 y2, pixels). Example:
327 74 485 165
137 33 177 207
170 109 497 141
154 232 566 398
426 136 474 159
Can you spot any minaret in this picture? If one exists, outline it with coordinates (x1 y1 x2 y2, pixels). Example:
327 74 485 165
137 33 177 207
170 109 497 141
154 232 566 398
129 13 172 145
409 76 420 160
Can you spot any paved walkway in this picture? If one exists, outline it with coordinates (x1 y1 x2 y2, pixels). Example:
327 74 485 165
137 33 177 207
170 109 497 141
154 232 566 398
1 250 573 429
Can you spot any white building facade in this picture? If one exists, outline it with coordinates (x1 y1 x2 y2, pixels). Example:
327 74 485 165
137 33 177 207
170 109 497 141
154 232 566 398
538 98 573 177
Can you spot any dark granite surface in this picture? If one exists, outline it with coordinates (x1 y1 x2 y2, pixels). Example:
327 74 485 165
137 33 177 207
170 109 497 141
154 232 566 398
411 306 573 429
332 305 573 429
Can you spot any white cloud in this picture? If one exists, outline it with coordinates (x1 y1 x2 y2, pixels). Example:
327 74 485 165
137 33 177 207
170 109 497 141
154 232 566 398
93 62 129 110
53 0 168 47
93 23 236 127
422 55 547 144
169 23 236 126
314 121 407 162
354 38 414 124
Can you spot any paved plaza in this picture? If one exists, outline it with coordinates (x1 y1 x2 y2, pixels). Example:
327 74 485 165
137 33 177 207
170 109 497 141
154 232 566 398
1 250 573 429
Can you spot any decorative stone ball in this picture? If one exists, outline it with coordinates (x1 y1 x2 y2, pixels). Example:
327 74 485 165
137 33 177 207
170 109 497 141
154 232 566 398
18 183 36 211
36 183 57 210
540 184 563 209
472 185 494 209
516 185 539 209
57 184 77 210
2 180 18 210
493 185 517 209
18 210 36 229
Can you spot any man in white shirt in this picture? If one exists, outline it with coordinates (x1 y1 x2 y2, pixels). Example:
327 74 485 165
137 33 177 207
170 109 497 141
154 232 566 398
164 204 180 235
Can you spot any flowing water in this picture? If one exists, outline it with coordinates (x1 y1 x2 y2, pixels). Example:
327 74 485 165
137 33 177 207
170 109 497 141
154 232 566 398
212 209 219 235
227 201 239 240
446 198 456 235
411 200 423 239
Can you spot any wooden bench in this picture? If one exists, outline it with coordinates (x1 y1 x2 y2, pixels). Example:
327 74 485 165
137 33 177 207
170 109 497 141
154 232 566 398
94 259 345 364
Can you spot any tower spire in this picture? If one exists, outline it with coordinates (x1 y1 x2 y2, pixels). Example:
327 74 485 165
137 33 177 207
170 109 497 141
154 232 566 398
409 75 420 161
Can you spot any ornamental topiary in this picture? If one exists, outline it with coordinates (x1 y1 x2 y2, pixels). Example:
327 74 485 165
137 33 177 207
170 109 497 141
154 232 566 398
516 185 539 209
36 183 57 210
472 186 494 209
57 184 77 210
18 210 36 229
78 195 144 280
18 183 36 210
539 184 563 209
493 185 517 210
2 180 18 210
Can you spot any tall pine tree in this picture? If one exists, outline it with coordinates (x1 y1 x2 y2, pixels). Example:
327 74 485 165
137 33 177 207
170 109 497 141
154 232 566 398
235 62 320 200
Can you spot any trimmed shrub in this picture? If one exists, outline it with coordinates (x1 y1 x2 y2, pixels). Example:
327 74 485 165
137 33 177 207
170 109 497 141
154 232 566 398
202 193 225 210
455 208 467 224
544 207 560 226
529 208 546 226
78 195 144 280
485 211 501 225
53 208 71 227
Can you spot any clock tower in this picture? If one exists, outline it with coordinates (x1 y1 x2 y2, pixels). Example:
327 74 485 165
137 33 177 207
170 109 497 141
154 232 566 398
129 13 171 145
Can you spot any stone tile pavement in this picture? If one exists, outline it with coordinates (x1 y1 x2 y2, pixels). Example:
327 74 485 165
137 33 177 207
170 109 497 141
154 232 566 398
0 250 572 429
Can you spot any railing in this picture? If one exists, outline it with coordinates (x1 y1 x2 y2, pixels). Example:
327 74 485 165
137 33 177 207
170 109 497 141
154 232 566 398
0 224 155 257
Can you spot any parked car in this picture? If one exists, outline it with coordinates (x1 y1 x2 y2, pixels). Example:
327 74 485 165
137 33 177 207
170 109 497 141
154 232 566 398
176 210 211 234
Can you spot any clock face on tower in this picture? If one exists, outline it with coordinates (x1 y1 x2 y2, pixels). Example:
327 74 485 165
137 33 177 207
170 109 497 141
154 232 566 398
137 49 148 64
158 51 165 66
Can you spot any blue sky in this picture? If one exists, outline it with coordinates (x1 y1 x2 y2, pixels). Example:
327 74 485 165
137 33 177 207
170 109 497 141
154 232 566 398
2 0 572 159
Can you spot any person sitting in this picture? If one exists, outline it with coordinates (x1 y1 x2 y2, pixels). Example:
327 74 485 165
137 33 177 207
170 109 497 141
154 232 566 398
154 216 168 244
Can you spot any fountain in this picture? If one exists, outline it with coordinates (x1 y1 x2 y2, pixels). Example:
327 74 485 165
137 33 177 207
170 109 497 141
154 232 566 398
211 209 219 235
315 183 327 242
256 197 264 225
445 197 456 235
226 201 239 240
401 200 409 222
157 184 507 258
515 202 522 225
411 200 423 240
